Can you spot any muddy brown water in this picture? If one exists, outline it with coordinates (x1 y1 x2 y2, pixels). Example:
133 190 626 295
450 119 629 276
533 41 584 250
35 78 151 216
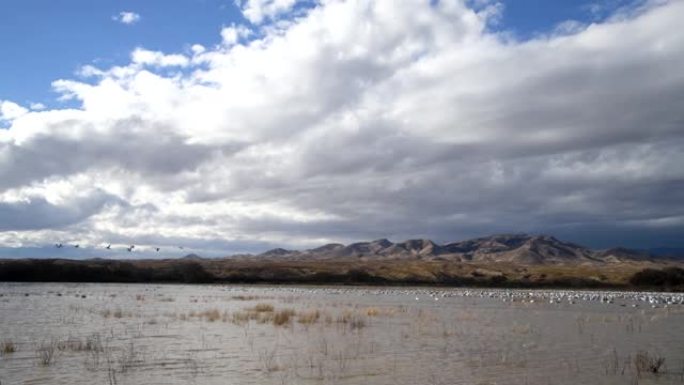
1 283 683 385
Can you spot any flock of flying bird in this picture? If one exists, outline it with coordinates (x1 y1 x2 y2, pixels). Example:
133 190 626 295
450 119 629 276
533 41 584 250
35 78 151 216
54 243 185 253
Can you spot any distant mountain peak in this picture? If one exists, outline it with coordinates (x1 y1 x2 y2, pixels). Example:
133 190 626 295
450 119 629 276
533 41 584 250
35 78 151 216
254 233 665 265
260 248 294 257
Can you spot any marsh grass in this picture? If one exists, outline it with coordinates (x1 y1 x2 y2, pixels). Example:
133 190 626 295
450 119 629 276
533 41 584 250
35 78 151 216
258 346 280 373
634 351 665 376
364 306 399 317
273 309 295 326
37 340 58 366
231 295 260 301
56 333 104 353
200 309 222 322
102 309 128 319
336 310 366 330
118 342 137 373
253 303 275 313
1 339 16 355
229 305 296 326
232 311 251 325
297 310 321 324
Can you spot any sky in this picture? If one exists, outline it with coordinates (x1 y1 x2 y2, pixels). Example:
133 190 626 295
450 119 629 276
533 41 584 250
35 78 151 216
1 0 683 258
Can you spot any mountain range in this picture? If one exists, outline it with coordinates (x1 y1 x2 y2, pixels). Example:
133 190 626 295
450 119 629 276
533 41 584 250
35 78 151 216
252 234 673 264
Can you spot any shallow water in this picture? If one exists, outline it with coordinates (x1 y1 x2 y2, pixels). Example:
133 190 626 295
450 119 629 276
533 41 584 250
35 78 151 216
0 283 683 385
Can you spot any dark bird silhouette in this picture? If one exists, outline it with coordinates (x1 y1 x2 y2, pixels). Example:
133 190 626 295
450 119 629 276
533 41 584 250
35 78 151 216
55 243 63 248
73 244 80 248
105 244 111 249
155 247 160 252
127 245 135 252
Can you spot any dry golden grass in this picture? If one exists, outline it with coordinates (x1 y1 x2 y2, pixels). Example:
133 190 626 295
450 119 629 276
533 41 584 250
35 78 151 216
200 309 222 322
297 309 321 324
231 311 251 325
253 303 275 313
365 307 381 317
101 308 128 318
273 309 295 326
231 295 260 301
337 310 367 330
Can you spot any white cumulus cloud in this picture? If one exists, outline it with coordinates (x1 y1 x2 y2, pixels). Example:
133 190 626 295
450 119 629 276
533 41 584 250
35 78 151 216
236 0 301 24
1 0 683 256
113 11 141 25
0 100 28 122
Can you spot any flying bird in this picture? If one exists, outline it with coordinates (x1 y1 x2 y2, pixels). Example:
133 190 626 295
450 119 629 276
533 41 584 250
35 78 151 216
74 244 80 248
106 244 111 249
55 243 63 248
155 247 160 252
127 245 135 252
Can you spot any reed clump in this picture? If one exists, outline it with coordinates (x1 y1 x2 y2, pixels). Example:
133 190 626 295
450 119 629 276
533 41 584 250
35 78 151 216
297 309 321 324
1 339 16 355
101 308 128 318
365 307 381 317
57 334 104 352
634 351 665 375
199 309 222 322
231 295 260 301
273 309 295 326
252 303 275 313
37 340 58 366
337 310 367 330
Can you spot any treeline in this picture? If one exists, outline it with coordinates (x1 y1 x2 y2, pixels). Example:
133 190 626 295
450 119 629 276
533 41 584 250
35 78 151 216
0 259 214 284
0 259 682 291
629 267 684 290
217 267 617 289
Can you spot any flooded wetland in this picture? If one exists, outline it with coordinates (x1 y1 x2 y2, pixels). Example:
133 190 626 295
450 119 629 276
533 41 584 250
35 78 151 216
1 283 683 385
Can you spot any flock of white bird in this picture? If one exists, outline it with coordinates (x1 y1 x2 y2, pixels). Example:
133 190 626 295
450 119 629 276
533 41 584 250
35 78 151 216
222 286 684 309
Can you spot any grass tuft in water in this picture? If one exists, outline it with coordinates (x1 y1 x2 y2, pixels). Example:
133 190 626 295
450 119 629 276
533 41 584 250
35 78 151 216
634 351 665 376
1 339 16 355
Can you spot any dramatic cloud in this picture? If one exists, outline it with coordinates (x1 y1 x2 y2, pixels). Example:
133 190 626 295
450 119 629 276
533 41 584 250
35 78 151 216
1 0 683 256
113 11 141 25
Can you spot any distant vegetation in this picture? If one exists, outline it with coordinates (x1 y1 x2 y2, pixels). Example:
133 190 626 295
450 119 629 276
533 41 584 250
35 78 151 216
0 259 213 284
0 258 683 291
629 267 684 290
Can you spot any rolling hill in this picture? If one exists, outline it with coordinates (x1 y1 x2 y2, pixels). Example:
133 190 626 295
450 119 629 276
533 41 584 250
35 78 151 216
254 234 663 264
